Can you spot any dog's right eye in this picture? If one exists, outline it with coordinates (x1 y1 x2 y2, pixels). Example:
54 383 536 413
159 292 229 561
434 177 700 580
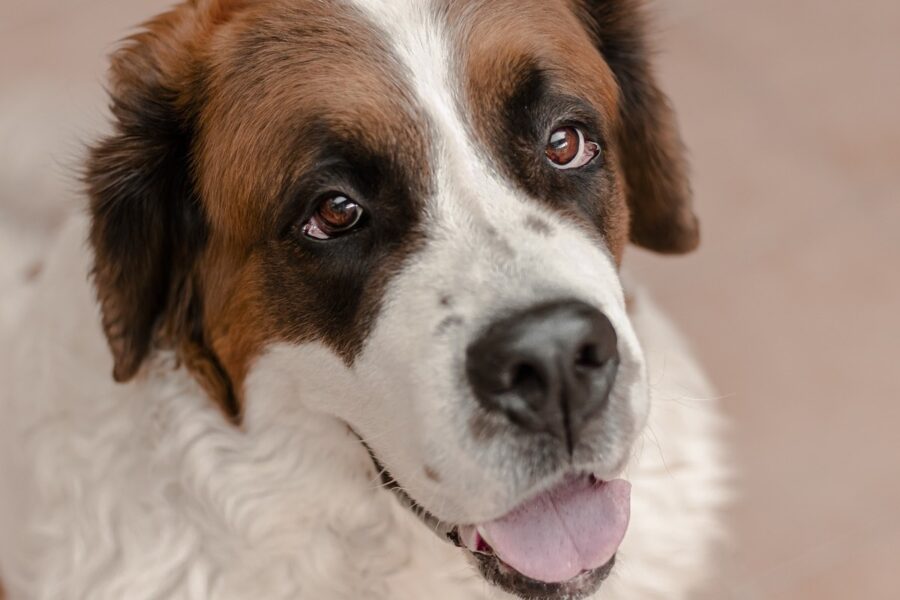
301 194 366 240
545 126 600 170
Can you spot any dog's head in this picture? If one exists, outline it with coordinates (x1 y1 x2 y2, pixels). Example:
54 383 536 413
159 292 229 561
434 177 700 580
86 0 697 597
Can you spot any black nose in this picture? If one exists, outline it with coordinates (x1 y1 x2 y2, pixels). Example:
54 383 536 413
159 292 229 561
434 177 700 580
466 300 619 452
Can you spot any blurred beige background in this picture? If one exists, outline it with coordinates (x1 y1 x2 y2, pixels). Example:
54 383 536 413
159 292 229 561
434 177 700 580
1 1 899 599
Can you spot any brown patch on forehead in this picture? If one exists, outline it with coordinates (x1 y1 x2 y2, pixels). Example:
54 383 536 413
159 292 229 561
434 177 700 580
448 0 619 120
444 0 630 263
194 0 429 243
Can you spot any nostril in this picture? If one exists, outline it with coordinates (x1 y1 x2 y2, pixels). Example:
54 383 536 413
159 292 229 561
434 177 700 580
575 343 603 369
508 362 545 397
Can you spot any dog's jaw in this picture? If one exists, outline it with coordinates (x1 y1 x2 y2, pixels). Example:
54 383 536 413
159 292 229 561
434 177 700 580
377 461 625 599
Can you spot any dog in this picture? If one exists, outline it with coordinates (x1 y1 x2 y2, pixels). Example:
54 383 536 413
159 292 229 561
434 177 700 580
0 1 726 598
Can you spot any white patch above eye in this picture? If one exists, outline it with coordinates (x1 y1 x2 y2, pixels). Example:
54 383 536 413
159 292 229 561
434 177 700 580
350 0 480 181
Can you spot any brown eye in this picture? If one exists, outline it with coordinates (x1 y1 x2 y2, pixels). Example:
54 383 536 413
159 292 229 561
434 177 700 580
545 126 600 170
301 195 365 240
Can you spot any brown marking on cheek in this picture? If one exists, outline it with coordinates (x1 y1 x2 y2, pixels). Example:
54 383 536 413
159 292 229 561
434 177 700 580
141 239 267 421
198 251 270 417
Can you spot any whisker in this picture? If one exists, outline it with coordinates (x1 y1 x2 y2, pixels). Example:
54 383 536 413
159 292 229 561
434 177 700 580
644 423 675 480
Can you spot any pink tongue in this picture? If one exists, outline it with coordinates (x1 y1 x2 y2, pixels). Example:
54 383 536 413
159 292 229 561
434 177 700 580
477 478 630 584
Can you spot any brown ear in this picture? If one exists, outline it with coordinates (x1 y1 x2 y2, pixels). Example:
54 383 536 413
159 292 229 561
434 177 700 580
579 0 699 253
85 9 204 382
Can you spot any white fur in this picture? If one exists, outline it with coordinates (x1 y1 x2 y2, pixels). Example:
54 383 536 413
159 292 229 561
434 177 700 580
0 2 726 597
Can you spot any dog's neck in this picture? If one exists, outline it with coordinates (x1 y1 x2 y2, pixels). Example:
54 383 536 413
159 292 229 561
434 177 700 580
120 352 495 599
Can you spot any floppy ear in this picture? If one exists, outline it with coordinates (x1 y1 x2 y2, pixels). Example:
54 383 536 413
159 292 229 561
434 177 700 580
85 10 204 383
579 0 699 253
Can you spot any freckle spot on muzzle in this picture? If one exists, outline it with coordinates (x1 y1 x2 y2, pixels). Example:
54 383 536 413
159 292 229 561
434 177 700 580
436 315 464 335
490 235 515 258
524 215 553 236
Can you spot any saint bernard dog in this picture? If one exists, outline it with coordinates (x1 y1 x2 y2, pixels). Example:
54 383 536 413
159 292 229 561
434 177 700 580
0 1 726 598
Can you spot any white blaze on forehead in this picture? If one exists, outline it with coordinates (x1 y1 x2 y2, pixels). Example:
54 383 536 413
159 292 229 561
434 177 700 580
350 0 504 216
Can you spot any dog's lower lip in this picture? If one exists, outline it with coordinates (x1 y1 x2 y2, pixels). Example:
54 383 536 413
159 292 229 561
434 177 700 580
453 525 602 584
463 542 616 600
472 541 613 579
452 472 629 586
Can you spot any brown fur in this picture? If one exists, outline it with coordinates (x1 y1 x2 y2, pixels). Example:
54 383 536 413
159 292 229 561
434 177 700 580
86 0 430 418
450 0 698 262
575 0 699 253
455 0 631 262
86 1 248 400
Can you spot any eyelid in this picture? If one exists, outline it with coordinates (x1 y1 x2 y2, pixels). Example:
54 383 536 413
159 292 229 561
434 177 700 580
547 115 599 141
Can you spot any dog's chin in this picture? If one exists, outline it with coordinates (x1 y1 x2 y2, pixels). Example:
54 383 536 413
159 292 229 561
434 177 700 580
379 467 627 599
359 436 629 598
446 475 626 598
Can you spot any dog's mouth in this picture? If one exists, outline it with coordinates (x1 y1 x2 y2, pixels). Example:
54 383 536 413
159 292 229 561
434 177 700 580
374 451 630 599
449 474 630 599
457 475 628 578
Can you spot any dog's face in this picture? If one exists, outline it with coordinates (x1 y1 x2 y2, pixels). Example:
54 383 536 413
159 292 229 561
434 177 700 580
86 0 697 597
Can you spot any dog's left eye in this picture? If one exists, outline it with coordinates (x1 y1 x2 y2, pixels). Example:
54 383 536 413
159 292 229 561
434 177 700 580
545 126 600 170
301 194 366 240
